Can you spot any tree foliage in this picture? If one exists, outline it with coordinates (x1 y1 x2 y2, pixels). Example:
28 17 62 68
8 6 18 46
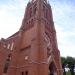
61 56 75 75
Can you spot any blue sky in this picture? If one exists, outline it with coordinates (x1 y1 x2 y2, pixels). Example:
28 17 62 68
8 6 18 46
0 0 75 57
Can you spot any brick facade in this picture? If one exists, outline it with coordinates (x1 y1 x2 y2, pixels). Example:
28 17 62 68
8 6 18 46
0 0 63 75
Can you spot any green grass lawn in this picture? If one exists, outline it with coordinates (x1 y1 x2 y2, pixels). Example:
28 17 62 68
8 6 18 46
66 71 71 75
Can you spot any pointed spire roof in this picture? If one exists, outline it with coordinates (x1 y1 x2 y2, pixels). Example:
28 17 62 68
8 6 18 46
29 0 36 2
29 0 47 2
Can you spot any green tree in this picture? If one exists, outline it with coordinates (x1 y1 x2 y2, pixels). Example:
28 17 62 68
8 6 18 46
61 56 75 75
61 57 67 75
66 57 75 75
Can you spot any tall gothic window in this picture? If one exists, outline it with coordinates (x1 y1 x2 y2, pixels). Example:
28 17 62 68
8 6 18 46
43 5 48 19
33 4 37 15
43 5 45 17
25 71 28 75
21 71 28 75
44 8 48 19
30 8 32 18
21 72 24 75
3 54 11 73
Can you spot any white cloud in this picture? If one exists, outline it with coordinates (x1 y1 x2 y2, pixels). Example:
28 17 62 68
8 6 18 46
55 24 75 57
0 0 27 38
0 2 23 38
0 0 29 39
50 0 75 57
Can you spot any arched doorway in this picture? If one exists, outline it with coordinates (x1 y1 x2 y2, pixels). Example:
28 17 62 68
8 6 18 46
49 62 57 75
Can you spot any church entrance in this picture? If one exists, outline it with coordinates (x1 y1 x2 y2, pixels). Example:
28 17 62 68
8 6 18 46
49 62 57 75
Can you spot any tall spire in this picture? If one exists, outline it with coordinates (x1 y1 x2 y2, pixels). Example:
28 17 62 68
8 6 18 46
29 0 36 2
29 0 47 2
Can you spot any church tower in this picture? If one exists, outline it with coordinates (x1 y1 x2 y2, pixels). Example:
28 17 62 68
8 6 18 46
0 0 63 75
18 0 63 75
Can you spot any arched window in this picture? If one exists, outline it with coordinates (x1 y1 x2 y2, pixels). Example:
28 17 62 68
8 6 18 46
43 5 48 19
25 71 28 75
3 54 11 73
33 4 37 15
43 5 45 17
49 62 57 75
46 9 48 19
21 72 24 75
21 71 28 75
10 42 14 50
29 8 32 18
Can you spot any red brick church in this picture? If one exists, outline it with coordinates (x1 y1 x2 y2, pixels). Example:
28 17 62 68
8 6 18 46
0 0 63 75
